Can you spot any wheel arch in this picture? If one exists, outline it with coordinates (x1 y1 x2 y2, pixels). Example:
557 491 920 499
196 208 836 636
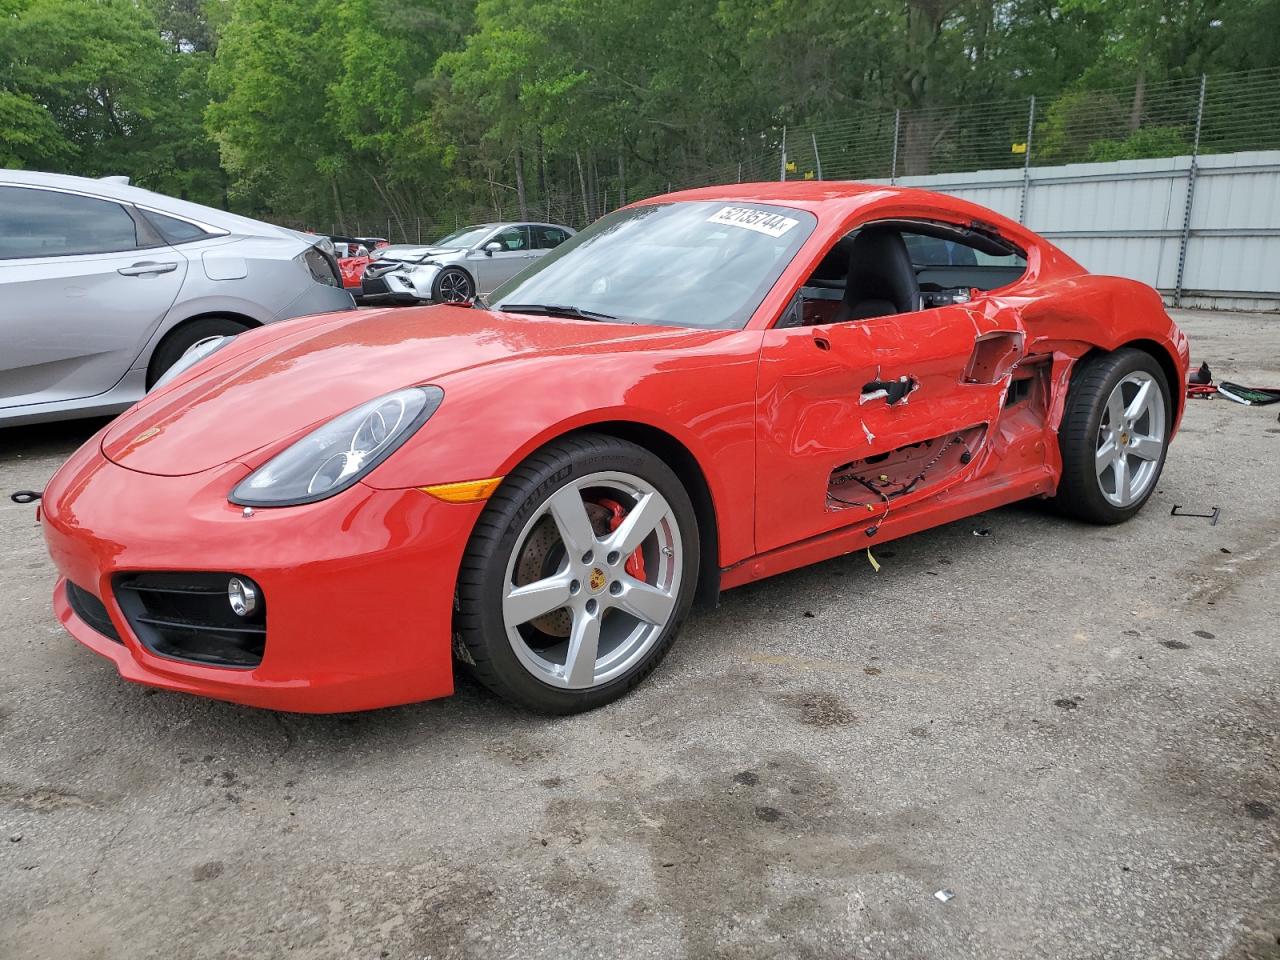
1074 339 1183 426
434 264 476 298
546 420 722 609
146 311 260 384
1124 338 1183 425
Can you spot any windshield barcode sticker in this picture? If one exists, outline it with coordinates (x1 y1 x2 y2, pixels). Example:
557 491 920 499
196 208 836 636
706 206 799 237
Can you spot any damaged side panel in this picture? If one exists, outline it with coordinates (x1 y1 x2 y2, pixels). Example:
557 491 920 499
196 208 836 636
734 199 1187 589
753 301 1035 554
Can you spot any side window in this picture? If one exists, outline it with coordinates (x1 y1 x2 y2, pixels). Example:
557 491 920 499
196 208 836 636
903 230 1026 306
0 186 141 258
141 210 210 245
903 233 1023 270
531 225 570 250
903 234 964 266
791 221 1027 326
490 226 526 251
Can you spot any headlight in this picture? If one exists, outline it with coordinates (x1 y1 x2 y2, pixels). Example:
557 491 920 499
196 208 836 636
150 335 232 391
229 387 443 507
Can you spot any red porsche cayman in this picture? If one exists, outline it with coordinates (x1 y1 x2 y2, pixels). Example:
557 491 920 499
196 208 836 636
41 183 1189 714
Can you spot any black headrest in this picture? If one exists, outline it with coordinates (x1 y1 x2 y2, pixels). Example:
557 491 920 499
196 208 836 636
843 227 919 318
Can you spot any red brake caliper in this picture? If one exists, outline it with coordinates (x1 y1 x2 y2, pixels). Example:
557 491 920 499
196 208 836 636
596 498 647 580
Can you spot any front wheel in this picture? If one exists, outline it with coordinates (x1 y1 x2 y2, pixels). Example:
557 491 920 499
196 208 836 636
1052 348 1171 524
431 267 473 304
455 433 699 714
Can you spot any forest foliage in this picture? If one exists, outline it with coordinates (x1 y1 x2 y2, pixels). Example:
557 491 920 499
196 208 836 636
2 0 1278 230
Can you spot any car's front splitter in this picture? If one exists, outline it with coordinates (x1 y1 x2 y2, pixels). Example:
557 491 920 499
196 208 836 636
41 447 483 712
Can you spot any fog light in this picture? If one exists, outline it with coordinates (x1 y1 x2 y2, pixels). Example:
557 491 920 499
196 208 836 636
228 576 258 617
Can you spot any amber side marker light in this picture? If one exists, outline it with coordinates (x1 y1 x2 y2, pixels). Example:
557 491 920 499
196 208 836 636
419 477 504 503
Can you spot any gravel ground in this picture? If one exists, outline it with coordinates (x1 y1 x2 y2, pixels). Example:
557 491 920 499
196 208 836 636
0 309 1277 960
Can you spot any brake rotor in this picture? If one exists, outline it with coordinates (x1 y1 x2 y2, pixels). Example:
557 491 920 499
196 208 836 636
515 502 613 638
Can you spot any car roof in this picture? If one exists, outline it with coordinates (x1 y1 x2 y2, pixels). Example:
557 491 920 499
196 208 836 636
0 168 310 243
654 181 888 208
643 180 1041 250
452 222 575 231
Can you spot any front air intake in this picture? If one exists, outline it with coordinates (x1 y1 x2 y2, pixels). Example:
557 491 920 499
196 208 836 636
67 582 123 643
113 572 266 668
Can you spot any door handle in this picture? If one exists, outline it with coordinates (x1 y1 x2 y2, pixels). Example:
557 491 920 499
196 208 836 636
861 376 917 406
118 261 178 277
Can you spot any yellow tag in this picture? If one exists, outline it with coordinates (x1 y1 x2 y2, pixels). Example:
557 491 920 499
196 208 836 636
1011 142 1027 154
785 160 797 172
803 170 815 180
866 548 880 573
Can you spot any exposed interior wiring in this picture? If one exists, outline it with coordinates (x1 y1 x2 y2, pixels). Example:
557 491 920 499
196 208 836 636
826 432 979 536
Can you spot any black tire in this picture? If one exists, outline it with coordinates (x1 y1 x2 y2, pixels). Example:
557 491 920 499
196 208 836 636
455 432 699 714
147 316 251 388
1051 347 1171 524
431 267 474 304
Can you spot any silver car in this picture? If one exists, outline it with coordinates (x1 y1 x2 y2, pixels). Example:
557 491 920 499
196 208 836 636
0 170 355 427
360 221 576 305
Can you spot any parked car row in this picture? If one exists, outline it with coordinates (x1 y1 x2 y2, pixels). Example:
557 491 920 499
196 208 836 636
320 223 580 302
356 221 576 304
0 169 579 427
4 165 1192 717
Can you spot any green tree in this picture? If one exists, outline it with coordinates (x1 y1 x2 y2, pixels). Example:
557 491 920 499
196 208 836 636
0 0 223 202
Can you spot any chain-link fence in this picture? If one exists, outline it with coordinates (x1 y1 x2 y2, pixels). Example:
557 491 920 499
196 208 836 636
781 67 1280 184
294 66 1280 240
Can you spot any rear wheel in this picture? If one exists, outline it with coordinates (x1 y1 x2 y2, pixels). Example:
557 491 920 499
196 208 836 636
147 316 251 388
1052 348 1171 524
455 433 698 713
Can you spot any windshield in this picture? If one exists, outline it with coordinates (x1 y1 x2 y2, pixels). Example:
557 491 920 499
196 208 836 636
435 225 495 248
489 202 816 329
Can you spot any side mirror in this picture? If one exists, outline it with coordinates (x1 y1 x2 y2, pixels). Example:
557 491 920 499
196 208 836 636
483 241 502 256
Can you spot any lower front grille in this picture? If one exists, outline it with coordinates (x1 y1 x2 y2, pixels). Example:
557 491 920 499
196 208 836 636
361 274 390 295
113 572 266 669
66 582 122 643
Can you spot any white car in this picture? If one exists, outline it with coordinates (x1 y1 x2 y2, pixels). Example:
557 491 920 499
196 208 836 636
360 221 576 304
0 170 355 426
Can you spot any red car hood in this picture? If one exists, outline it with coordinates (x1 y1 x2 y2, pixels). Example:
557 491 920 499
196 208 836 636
103 306 708 476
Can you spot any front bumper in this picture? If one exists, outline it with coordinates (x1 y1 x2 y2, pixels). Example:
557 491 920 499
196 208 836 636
41 443 482 712
360 265 441 303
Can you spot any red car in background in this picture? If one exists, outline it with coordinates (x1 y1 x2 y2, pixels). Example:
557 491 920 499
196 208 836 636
331 236 389 296
338 254 370 292
40 183 1188 715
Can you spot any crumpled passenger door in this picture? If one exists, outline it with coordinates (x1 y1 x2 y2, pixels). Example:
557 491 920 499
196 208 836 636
754 301 1025 553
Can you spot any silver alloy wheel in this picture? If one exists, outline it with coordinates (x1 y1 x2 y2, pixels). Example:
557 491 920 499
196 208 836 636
502 471 683 690
437 270 471 303
1095 371 1166 507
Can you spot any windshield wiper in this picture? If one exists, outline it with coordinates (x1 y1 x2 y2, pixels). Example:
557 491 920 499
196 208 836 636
497 303 619 322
